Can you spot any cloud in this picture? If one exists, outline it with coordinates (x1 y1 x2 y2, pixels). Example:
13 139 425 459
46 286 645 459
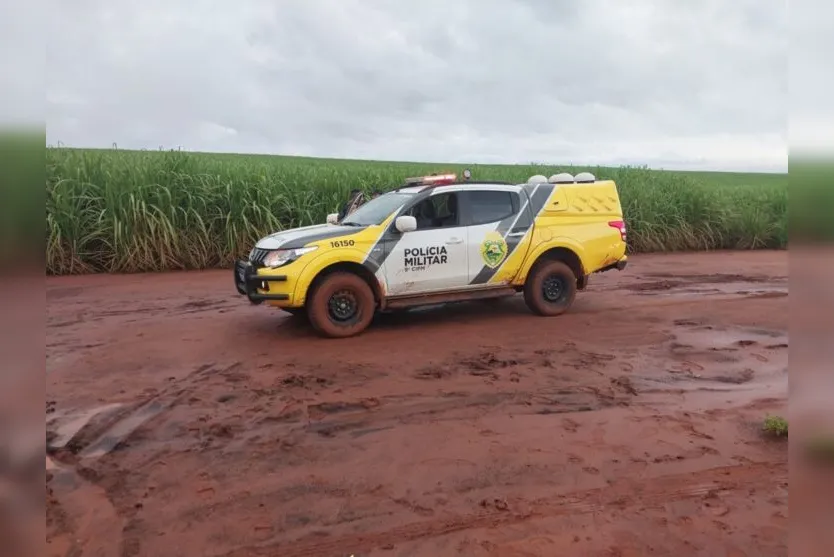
46 0 788 171
790 0 834 155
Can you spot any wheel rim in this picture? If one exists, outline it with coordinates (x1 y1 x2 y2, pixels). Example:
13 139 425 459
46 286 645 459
328 289 359 322
542 274 566 302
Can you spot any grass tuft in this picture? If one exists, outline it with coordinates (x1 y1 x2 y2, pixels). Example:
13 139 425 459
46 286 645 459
762 415 789 438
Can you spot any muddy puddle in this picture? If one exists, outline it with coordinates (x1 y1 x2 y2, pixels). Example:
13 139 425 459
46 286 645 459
628 320 788 412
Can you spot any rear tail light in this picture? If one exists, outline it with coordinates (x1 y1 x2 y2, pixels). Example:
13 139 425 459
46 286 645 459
609 220 627 242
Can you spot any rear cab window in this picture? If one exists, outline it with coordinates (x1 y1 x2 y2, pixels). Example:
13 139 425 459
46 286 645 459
462 190 518 225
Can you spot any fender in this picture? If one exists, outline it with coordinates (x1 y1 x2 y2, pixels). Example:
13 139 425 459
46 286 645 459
292 248 386 306
515 236 589 284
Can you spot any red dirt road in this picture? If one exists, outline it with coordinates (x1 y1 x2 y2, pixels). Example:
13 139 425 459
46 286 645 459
46 251 788 557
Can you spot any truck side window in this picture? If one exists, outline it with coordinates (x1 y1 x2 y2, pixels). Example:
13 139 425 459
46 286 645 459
467 191 516 225
407 193 459 230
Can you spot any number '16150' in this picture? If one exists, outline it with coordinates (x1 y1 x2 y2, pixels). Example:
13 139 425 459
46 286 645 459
330 239 355 248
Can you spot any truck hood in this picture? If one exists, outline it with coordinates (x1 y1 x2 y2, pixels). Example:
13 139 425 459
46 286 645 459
254 223 368 250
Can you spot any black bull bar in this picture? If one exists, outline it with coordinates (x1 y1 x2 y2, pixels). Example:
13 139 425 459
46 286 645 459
233 260 290 304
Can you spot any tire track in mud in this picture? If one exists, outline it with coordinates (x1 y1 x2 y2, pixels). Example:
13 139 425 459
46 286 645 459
594 271 788 303
217 461 786 557
292 369 638 440
50 392 244 555
256 345 639 439
47 361 235 461
46 362 249 557
48 296 237 329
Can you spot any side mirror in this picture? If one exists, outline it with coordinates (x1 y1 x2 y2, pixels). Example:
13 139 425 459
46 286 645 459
395 215 417 233
326 213 339 225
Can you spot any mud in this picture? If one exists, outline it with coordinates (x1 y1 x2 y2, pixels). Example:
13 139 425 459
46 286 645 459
46 251 788 557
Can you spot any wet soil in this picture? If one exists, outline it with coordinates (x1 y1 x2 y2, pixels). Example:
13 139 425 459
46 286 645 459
46 251 788 557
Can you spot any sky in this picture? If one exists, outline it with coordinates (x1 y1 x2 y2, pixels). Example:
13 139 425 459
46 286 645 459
39 0 794 172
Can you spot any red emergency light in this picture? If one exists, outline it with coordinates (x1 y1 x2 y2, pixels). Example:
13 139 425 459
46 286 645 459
404 173 458 186
423 173 457 184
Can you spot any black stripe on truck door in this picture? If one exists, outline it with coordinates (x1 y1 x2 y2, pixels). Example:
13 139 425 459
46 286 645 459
469 183 554 285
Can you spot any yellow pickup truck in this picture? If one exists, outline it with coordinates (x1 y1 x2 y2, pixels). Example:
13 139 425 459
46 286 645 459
234 171 628 338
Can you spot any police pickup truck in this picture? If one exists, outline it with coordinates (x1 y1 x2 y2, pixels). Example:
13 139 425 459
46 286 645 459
234 171 628 338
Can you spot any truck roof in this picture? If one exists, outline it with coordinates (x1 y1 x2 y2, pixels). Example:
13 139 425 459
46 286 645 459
392 172 606 195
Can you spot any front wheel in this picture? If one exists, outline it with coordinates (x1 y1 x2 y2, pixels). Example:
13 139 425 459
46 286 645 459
523 260 577 316
306 272 376 338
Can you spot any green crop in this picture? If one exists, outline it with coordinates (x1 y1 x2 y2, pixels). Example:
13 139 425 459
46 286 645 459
45 147 787 275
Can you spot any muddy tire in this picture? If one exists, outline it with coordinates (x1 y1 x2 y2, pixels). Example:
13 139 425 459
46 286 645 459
306 272 376 338
523 259 577 316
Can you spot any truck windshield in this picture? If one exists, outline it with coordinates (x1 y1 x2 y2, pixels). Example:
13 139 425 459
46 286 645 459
341 192 415 226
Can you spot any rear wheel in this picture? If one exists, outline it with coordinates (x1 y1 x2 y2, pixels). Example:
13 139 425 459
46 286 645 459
523 259 577 316
306 272 376 338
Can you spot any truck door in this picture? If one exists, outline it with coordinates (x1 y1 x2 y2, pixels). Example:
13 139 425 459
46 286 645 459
382 190 470 296
461 187 532 286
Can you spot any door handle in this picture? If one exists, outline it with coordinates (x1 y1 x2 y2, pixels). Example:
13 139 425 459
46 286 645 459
446 237 463 244
507 232 526 238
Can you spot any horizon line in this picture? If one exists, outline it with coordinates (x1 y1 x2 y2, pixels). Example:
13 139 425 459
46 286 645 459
46 143 789 175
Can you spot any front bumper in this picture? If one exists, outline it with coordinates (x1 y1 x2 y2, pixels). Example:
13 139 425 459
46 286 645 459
233 260 291 304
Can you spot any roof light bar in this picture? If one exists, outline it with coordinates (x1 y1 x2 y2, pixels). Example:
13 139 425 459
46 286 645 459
404 173 458 186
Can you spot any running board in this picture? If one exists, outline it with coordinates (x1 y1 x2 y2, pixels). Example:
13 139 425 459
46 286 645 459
382 286 518 310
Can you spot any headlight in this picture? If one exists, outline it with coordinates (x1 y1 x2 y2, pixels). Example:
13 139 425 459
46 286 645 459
262 246 318 268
